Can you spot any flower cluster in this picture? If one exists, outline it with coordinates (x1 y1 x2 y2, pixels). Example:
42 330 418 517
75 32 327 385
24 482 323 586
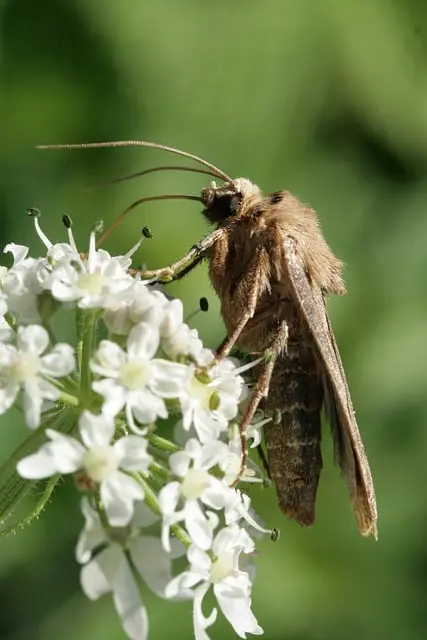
0 214 272 640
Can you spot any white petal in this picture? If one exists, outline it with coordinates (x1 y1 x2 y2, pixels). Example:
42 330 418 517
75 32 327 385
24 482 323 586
149 360 189 398
91 340 126 376
50 278 78 302
4 243 29 265
159 298 183 337
199 440 229 470
127 322 159 360
44 429 86 472
17 325 49 355
80 557 112 600
76 499 108 563
165 570 201 599
0 342 17 367
101 472 144 527
41 343 75 376
158 482 181 517
216 392 239 420
112 556 149 640
185 506 218 552
0 296 8 318
24 393 43 429
17 447 58 478
103 305 133 336
36 378 61 401
0 383 19 414
168 449 192 477
79 410 115 448
92 379 126 417
129 535 175 597
114 436 152 472
214 574 263 638
0 316 13 342
131 501 160 529
80 543 123 599
187 544 212 576
201 479 231 511
23 382 43 429
193 582 217 640
130 389 167 424
193 409 227 443
158 482 181 552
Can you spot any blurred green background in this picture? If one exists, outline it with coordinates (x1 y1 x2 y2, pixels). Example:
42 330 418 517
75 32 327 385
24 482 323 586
1 0 427 638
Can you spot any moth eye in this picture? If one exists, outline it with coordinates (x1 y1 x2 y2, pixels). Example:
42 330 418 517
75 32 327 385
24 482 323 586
230 194 243 213
269 191 283 204
201 187 215 206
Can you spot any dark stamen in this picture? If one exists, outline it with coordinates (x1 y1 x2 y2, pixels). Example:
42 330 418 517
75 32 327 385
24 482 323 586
62 214 72 228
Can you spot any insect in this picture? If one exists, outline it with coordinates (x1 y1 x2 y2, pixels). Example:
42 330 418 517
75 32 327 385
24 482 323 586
38 140 378 538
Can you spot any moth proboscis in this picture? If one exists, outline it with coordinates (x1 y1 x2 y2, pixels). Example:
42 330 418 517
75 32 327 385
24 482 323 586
37 139 378 538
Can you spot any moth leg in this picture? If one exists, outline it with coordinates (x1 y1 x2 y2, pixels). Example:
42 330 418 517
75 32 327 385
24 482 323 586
232 322 289 487
134 228 225 283
210 274 262 368
232 351 277 487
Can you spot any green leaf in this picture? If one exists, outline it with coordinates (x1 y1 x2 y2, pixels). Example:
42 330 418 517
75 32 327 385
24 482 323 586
0 408 78 536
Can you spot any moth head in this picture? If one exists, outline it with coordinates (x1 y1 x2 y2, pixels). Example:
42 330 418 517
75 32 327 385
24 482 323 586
201 178 261 225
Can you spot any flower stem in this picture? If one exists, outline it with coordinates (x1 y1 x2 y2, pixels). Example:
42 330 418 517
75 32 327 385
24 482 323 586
147 433 180 454
79 310 98 404
134 472 192 548
149 461 172 481
58 391 80 407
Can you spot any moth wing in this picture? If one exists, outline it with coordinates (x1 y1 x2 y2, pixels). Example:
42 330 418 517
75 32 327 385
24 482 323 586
283 237 377 538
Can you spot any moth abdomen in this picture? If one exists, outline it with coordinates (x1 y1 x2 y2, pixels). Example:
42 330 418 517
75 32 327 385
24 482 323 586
264 349 323 526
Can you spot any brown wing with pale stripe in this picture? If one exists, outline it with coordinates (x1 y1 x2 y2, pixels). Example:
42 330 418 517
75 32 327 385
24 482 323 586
283 237 377 538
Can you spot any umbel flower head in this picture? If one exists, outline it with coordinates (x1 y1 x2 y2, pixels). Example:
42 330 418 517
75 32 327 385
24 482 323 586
0 214 272 640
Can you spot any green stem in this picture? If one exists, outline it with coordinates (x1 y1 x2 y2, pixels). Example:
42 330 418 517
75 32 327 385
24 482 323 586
58 391 80 407
133 472 192 548
149 461 172 481
80 311 98 404
147 433 180 454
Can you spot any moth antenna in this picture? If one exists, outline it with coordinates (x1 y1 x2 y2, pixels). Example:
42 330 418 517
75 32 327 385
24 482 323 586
87 165 225 190
96 193 202 247
36 140 233 182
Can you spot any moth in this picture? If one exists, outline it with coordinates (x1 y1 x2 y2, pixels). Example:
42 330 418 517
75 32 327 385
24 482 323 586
38 140 378 538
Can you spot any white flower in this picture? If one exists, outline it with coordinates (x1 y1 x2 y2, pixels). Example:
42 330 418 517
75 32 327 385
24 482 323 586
91 322 188 432
2 244 48 323
47 231 134 309
17 410 151 526
220 423 266 486
103 281 175 337
0 267 8 318
77 500 183 640
0 325 75 428
128 283 170 328
180 358 245 443
0 317 13 343
102 280 156 335
166 524 263 640
159 439 234 552
159 298 204 360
